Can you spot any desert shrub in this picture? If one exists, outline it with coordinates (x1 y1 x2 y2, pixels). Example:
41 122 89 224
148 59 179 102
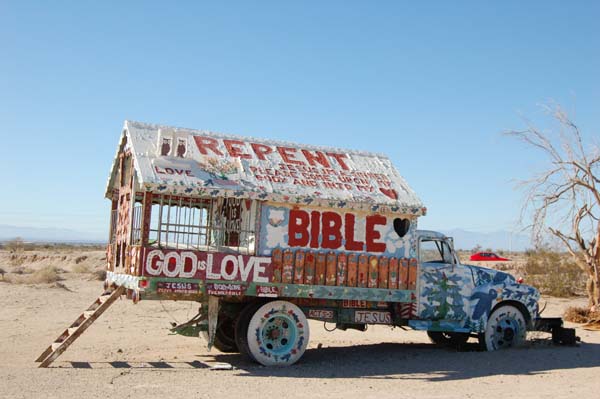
11 266 28 275
74 256 88 264
524 249 585 297
5 237 25 253
29 266 63 284
495 262 511 271
5 265 63 284
92 269 107 281
72 263 93 273
564 306 600 323
9 254 26 267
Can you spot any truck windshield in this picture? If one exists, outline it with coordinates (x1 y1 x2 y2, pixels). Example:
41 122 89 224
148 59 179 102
420 239 455 264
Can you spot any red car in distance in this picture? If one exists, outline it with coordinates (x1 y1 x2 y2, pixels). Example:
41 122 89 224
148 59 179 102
469 252 510 262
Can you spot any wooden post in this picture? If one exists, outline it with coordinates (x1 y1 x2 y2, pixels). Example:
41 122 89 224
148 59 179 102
140 191 153 246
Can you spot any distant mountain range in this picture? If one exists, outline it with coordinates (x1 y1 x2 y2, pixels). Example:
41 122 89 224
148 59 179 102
440 229 532 252
0 224 107 244
0 223 531 251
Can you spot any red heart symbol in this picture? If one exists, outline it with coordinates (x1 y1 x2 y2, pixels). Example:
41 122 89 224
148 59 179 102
379 188 398 200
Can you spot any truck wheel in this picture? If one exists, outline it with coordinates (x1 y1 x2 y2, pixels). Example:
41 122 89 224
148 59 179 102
427 331 469 349
244 300 310 366
202 315 238 353
480 304 527 351
235 301 264 363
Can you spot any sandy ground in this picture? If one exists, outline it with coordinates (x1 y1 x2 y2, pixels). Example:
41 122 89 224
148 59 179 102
1 252 600 398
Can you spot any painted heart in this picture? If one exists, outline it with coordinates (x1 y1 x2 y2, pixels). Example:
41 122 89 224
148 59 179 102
379 188 398 200
393 218 411 238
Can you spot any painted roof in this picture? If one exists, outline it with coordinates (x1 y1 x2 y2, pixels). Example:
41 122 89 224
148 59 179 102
105 120 426 215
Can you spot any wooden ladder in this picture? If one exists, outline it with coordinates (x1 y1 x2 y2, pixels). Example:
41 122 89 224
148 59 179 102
36 285 125 368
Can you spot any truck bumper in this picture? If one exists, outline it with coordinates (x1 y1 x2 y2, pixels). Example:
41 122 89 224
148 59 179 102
533 317 580 346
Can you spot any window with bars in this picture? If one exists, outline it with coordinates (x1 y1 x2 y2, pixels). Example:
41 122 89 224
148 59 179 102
146 195 258 254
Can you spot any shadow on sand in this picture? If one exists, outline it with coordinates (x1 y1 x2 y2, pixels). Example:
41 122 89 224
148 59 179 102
210 340 599 382
67 338 600 382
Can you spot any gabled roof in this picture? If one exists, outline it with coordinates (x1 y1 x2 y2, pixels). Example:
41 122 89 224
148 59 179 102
105 120 426 216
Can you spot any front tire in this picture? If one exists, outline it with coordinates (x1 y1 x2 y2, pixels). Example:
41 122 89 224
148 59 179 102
244 300 310 366
480 304 527 351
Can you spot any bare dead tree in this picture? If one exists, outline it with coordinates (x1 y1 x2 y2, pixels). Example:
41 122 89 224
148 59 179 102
506 104 600 310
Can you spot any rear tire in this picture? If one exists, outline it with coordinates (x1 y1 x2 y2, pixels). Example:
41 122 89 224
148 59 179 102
202 315 238 353
480 304 527 351
235 301 264 362
244 300 310 366
427 331 469 349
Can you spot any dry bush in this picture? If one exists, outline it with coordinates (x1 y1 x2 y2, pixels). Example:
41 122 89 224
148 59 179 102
74 255 88 264
495 262 511 271
92 269 107 281
10 266 28 275
4 237 25 253
72 263 93 273
564 306 600 323
4 265 63 285
524 249 585 297
8 253 26 267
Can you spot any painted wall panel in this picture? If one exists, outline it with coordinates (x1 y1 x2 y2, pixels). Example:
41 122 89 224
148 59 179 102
258 204 417 258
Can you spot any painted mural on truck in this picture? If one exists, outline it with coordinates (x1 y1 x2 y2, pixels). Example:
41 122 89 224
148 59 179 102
258 204 418 258
416 263 540 332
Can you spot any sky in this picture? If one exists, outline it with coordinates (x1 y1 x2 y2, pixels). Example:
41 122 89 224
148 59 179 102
0 1 599 240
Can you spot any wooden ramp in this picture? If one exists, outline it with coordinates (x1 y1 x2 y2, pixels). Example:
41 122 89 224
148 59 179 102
35 285 125 368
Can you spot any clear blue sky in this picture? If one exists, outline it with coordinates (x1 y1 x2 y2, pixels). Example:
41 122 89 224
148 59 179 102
1 1 599 239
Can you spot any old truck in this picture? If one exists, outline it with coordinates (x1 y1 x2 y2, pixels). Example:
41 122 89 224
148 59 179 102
36 120 576 368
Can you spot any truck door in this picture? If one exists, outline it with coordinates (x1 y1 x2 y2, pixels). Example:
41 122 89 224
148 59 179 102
417 238 470 321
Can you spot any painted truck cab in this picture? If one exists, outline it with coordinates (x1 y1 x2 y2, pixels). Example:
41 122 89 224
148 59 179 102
413 230 540 349
96 121 572 367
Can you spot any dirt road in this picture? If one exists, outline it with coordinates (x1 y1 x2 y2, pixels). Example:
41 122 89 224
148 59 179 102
1 277 599 399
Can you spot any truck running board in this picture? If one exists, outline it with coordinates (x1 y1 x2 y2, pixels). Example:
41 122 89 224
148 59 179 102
35 285 126 368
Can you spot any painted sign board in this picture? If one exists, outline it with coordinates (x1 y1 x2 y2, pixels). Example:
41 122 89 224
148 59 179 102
206 282 246 296
354 310 392 324
258 204 418 258
143 248 272 283
308 309 335 320
156 281 199 295
256 285 279 298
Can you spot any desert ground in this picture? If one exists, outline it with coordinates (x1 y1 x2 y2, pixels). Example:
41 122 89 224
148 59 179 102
1 248 599 399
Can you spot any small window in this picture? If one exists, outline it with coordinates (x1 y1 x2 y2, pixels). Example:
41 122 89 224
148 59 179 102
420 239 455 264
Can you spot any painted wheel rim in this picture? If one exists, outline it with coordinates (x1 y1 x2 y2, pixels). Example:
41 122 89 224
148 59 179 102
247 301 309 366
484 305 527 351
260 315 297 355
491 316 520 348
